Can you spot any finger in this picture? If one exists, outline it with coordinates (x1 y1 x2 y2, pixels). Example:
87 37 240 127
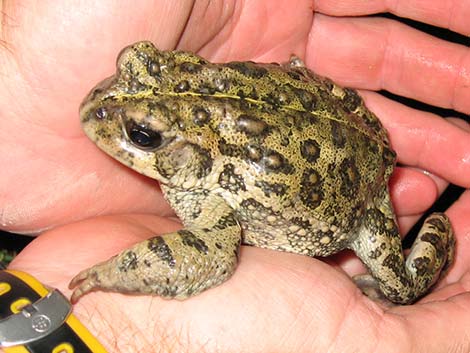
360 90 470 187
389 167 446 217
448 116 470 131
390 294 470 352
309 14 470 113
444 189 470 279
315 0 470 35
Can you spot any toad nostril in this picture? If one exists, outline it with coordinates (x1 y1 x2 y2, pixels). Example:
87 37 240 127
95 107 107 120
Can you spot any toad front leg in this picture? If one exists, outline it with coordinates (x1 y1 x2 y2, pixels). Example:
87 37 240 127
69 214 241 302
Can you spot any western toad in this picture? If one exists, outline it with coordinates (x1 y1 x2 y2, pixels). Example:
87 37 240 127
70 41 454 304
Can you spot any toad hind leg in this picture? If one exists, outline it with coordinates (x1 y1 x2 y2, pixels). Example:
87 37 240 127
69 215 241 303
351 189 454 304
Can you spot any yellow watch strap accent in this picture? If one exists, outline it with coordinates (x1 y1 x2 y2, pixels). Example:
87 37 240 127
0 270 108 353
3 345 30 353
3 271 49 297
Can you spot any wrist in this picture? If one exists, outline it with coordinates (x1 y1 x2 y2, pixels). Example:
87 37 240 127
70 294 169 353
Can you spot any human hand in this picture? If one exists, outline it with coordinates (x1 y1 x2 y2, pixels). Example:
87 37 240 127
2 1 470 352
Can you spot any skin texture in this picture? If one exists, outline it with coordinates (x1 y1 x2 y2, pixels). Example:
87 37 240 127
1 1 470 352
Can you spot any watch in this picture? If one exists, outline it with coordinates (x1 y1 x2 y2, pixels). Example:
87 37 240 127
0 270 108 353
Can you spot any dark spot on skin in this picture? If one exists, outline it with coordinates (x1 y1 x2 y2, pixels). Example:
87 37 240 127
427 216 447 233
413 256 432 276
294 88 317 111
193 145 213 178
148 237 176 268
287 71 302 81
218 139 245 158
151 87 161 97
382 149 397 170
420 232 441 246
240 198 267 211
380 284 403 303
299 169 323 209
300 139 321 163
179 62 202 73
190 204 202 220
293 111 317 130
362 139 380 161
255 180 287 197
236 89 247 99
218 163 247 192
323 80 334 92
236 114 269 135
154 157 174 180
368 248 383 260
215 242 223 249
196 57 208 65
118 251 138 272
238 97 255 111
421 232 445 258
330 120 346 148
342 88 362 112
143 278 150 286
365 208 389 236
339 158 361 198
225 61 268 79
96 126 112 140
193 107 211 126
174 80 190 93
214 213 239 230
143 259 152 267
179 230 209 254
263 91 290 108
247 87 259 100
382 253 402 273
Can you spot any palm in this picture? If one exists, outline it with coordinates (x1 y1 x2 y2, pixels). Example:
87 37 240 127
2 1 470 352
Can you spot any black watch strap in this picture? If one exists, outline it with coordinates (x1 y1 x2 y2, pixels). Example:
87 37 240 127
0 270 108 353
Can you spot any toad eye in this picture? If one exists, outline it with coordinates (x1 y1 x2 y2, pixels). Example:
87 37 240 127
126 123 163 150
